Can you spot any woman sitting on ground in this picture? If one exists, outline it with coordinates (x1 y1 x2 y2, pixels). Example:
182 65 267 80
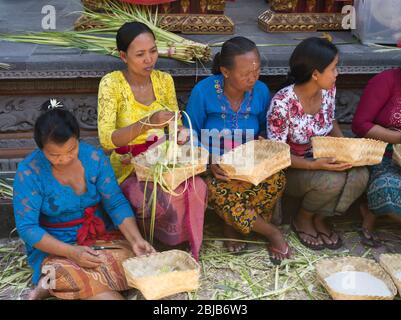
352 67 401 246
13 101 154 300
267 37 369 251
97 22 207 260
183 36 291 264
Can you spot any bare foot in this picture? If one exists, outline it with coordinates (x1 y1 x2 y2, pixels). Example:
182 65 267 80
359 202 381 247
27 281 51 300
360 202 376 233
223 224 246 253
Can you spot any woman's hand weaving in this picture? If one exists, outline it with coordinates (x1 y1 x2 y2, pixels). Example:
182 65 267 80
67 246 103 269
149 110 176 128
131 239 156 256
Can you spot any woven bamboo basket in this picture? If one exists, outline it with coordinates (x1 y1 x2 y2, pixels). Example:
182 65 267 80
316 257 397 300
132 146 209 191
392 144 401 167
122 250 200 300
311 136 387 166
218 139 291 185
379 254 401 297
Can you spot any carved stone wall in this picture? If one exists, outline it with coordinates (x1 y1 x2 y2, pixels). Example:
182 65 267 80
0 74 372 171
0 96 98 133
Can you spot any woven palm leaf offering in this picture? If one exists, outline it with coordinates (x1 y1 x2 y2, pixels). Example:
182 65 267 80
311 136 388 166
131 110 208 243
316 257 397 300
379 254 401 297
218 139 291 186
122 250 200 300
392 144 401 167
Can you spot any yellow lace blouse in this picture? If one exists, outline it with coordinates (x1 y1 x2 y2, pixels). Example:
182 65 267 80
97 70 179 184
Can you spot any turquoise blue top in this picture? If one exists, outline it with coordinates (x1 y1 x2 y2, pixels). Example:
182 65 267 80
183 74 271 155
13 142 134 284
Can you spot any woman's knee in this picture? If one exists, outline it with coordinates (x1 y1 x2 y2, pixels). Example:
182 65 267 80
350 167 370 191
264 171 287 193
314 171 347 193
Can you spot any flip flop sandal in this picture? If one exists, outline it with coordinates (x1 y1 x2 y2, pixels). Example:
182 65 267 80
359 227 382 248
316 231 343 250
268 243 290 266
291 221 325 251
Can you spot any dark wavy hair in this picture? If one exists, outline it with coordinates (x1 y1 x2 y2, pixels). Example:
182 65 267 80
34 100 80 149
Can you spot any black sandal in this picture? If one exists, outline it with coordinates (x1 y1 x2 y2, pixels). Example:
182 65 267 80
291 221 325 251
359 227 382 248
316 231 343 250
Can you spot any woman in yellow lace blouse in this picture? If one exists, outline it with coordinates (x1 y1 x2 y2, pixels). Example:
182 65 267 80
97 22 207 260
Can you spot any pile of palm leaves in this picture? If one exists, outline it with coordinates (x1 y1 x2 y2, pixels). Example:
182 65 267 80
0 240 32 300
0 178 13 200
0 1 210 63
0 63 11 70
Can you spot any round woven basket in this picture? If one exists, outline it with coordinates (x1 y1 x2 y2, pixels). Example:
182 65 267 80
316 257 397 300
132 146 209 191
218 139 291 185
392 144 401 167
379 253 401 297
311 136 387 166
122 250 200 300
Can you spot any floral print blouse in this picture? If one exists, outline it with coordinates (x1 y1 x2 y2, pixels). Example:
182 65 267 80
266 84 336 156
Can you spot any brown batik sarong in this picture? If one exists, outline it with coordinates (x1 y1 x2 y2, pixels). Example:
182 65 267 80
41 240 134 300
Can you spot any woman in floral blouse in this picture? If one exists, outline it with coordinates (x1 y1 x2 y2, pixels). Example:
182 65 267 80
267 37 369 250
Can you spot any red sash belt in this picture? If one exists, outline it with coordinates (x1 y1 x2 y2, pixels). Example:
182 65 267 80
115 136 159 157
288 141 312 157
40 205 122 246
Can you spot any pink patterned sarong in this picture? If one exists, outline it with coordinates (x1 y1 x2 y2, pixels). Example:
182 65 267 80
121 174 207 261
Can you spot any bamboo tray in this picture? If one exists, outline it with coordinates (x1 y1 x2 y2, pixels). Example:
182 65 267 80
379 254 401 297
316 257 397 300
312 137 387 166
392 144 401 167
123 250 200 300
132 146 209 191
218 139 291 185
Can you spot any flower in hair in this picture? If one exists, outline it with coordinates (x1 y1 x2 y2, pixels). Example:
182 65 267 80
48 99 63 109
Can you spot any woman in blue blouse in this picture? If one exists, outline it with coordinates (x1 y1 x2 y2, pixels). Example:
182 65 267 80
13 101 154 300
184 37 290 264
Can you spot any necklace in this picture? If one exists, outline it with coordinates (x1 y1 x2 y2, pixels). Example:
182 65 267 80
133 79 152 90
124 70 151 91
